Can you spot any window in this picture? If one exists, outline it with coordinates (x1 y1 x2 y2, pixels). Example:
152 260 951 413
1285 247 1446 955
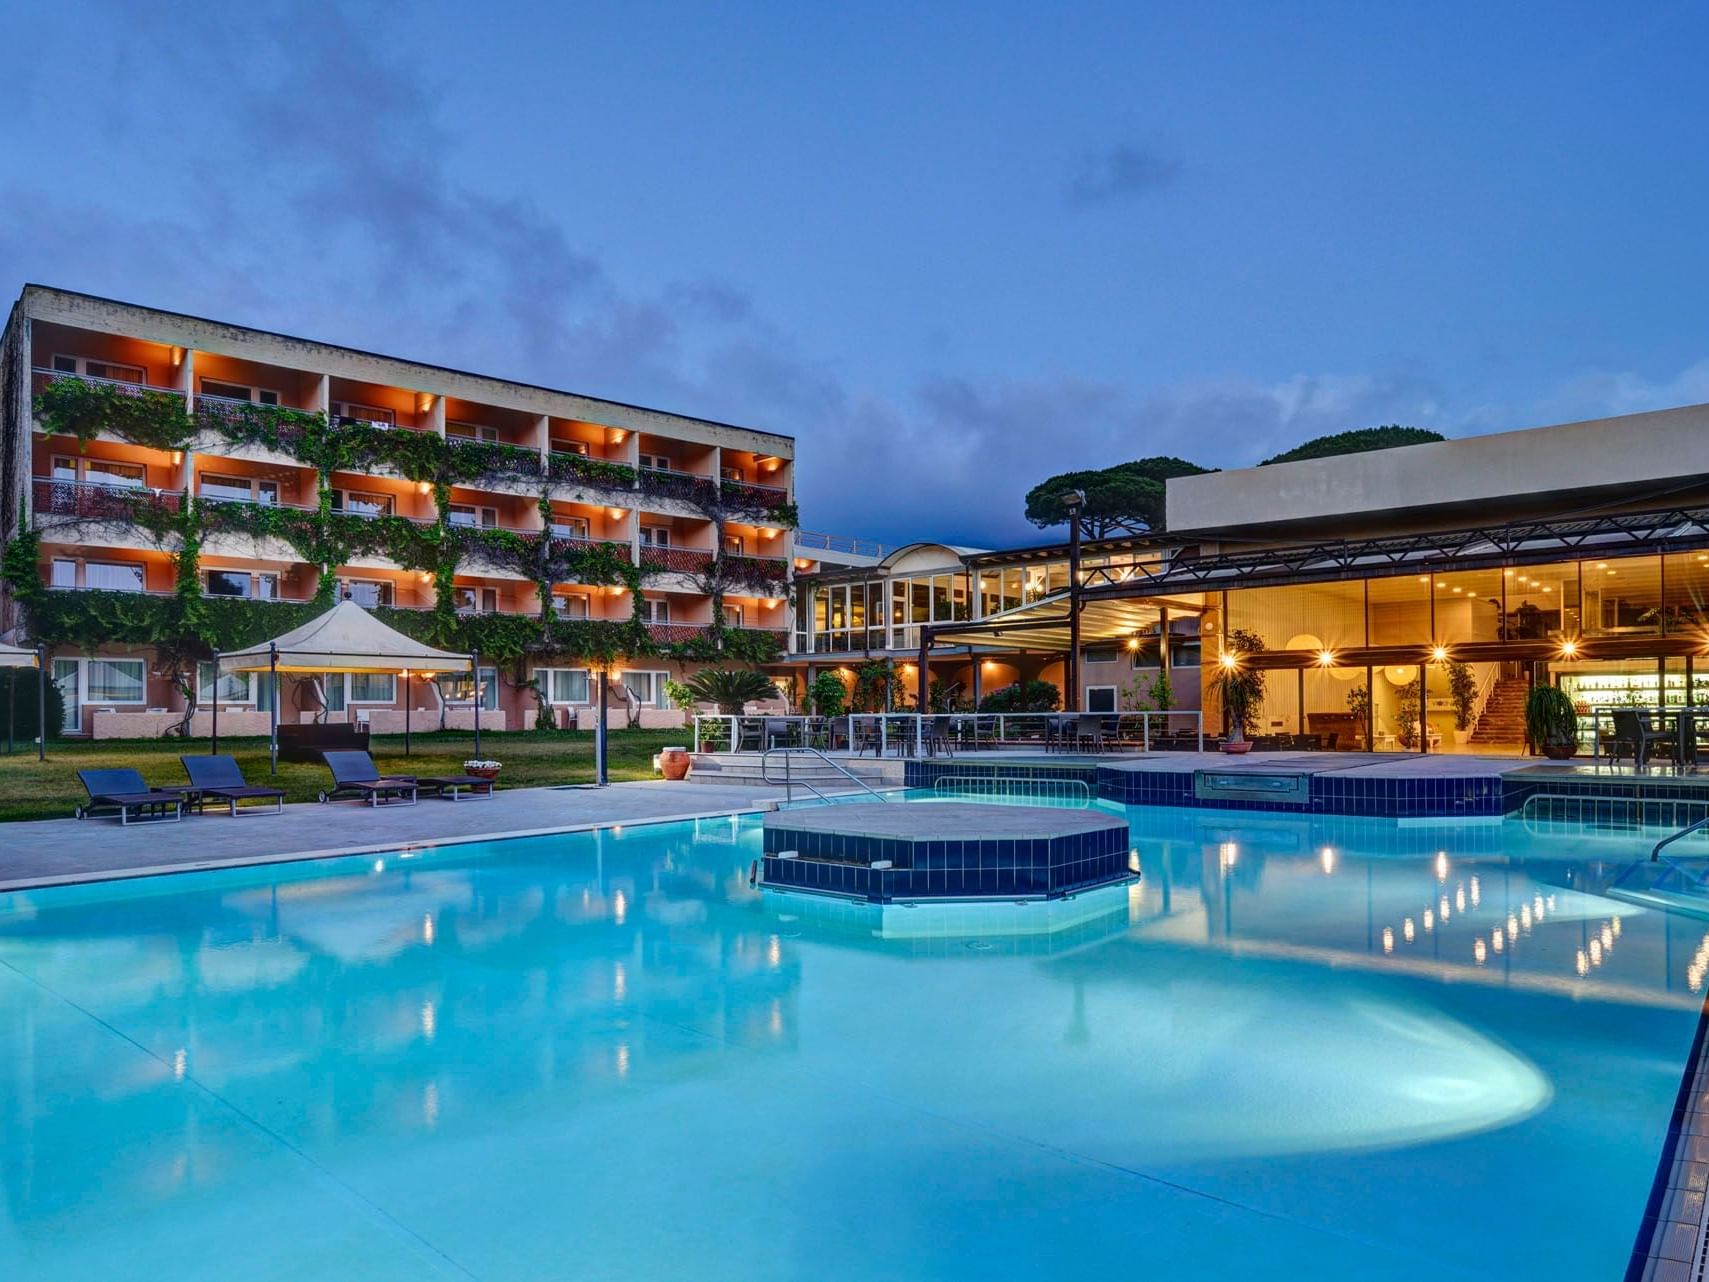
205 569 252 598
639 525 671 548
553 594 590 619
340 579 393 608
454 586 499 614
200 472 277 504
724 535 745 556
197 662 253 704
317 674 346 712
55 455 146 488
551 439 589 456
54 354 144 384
51 559 76 587
86 562 145 592
1085 685 1118 714
86 659 145 704
349 673 397 703
1083 644 1121 664
448 504 498 528
334 401 395 426
542 667 591 704
447 421 499 442
551 516 590 540
332 489 394 517
721 465 744 483
639 452 672 472
723 604 745 627
435 667 498 711
201 378 279 406
255 573 278 601
621 670 671 709
639 597 670 623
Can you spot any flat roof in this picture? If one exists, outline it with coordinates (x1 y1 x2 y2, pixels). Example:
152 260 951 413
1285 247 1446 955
15 283 793 446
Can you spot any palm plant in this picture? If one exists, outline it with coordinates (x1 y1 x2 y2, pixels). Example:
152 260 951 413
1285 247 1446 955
684 667 779 715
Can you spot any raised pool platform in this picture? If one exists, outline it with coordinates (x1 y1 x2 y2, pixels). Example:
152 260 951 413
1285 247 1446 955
760 801 1132 902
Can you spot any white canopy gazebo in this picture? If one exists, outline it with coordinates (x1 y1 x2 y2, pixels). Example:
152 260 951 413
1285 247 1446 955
0 639 43 760
217 600 477 771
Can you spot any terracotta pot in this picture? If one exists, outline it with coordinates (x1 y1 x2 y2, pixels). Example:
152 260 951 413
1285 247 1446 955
1220 740 1253 754
1541 741 1578 760
660 748 691 781
465 764 502 780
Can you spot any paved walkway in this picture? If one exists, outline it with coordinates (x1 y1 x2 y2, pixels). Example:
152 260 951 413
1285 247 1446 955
0 781 794 892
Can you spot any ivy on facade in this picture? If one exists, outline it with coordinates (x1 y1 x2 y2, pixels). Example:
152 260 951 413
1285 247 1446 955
13 391 797 676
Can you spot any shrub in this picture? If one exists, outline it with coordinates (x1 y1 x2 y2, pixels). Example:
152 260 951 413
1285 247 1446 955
978 680 1060 713
809 671 847 718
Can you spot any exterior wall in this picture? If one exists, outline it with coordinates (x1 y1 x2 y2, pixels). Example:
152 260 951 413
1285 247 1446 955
1167 402 1709 536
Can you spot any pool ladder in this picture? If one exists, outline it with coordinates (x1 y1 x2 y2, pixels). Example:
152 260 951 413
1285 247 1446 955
761 748 892 805
1653 816 1709 861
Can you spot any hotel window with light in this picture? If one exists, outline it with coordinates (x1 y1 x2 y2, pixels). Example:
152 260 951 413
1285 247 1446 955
53 354 145 384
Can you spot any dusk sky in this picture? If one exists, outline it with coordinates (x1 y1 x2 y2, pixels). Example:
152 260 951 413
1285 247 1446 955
3 0 1707 547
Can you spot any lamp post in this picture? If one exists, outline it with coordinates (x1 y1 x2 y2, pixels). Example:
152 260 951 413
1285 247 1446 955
1061 489 1085 713
210 648 220 756
471 649 482 758
595 666 610 787
36 645 46 761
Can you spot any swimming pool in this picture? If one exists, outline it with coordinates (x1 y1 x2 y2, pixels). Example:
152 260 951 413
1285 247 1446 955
0 804 1698 1280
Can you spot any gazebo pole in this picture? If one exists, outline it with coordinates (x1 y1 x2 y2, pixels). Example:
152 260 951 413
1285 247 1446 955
268 643 279 776
211 648 220 756
37 645 47 762
471 649 482 757
404 668 411 756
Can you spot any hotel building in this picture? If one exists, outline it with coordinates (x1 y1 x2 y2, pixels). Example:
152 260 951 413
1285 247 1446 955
0 286 807 737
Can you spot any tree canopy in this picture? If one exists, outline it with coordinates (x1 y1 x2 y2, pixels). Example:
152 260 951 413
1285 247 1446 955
1024 456 1211 536
1258 425 1444 467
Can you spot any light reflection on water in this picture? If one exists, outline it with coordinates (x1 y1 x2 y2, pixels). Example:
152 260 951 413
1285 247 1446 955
0 806 1698 1281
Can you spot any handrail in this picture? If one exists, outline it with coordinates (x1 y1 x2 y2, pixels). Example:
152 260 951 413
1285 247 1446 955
1654 816 1709 861
761 747 890 804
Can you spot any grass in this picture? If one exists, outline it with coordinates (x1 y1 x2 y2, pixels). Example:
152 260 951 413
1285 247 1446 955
0 728 691 823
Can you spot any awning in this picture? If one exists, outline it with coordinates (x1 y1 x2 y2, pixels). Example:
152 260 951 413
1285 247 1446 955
0 641 38 668
219 600 471 675
927 591 1205 653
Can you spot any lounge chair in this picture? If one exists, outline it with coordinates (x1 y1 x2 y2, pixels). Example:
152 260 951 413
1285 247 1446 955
180 754 286 815
318 750 417 806
75 768 183 825
419 773 495 801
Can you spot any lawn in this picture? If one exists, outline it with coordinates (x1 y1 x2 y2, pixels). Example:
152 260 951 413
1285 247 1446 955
0 729 690 823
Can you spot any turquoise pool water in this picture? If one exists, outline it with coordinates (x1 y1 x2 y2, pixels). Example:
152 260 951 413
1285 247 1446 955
0 805 1698 1280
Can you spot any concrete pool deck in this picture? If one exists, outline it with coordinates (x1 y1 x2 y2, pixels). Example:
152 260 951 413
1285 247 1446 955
0 781 802 892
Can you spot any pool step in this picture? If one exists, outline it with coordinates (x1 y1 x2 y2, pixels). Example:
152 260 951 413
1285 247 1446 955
687 752 903 789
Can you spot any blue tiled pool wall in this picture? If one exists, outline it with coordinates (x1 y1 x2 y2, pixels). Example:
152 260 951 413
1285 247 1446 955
907 757 1709 820
761 823 1128 902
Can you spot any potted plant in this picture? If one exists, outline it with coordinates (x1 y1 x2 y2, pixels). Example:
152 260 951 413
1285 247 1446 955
464 758 502 781
1447 660 1477 746
1346 683 1371 750
1212 630 1266 753
1524 685 1579 759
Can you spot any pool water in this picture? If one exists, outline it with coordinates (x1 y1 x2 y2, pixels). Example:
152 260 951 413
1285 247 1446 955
0 805 1699 1280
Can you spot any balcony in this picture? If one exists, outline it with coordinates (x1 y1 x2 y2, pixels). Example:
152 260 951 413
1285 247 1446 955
32 366 183 401
797 530 887 557
550 533 633 562
447 435 543 478
723 553 791 586
33 477 183 522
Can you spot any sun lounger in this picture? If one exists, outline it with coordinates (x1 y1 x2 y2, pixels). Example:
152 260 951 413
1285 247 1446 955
76 768 184 825
179 754 286 815
318 750 417 806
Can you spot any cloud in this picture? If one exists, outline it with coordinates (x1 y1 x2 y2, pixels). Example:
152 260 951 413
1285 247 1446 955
1066 144 1181 207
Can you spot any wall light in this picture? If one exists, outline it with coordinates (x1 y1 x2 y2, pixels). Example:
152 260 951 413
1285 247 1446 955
1126 637 1141 651
1559 639 1579 658
1430 645 1448 663
417 481 431 495
1219 652 1238 670
1317 649 1335 666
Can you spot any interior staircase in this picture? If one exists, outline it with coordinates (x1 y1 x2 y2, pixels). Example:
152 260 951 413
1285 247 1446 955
1469 676 1530 748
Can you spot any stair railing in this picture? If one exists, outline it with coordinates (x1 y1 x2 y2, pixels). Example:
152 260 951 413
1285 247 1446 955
1466 663 1501 738
761 747 891 805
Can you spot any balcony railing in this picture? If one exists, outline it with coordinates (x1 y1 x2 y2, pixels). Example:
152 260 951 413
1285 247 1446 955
550 534 632 563
638 466 719 506
723 553 791 584
31 367 184 400
641 545 714 574
796 530 887 557
33 477 183 521
721 478 789 507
